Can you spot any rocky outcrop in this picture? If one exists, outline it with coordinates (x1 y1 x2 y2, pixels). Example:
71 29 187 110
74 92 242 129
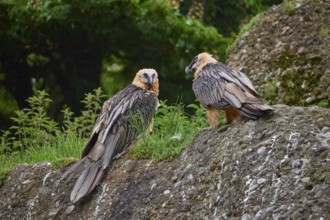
227 0 330 106
1 105 330 219
1 1 330 219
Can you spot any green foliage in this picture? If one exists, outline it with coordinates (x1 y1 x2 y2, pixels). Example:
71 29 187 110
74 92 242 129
282 0 296 13
0 155 16 186
0 88 106 178
0 89 214 179
317 100 329 108
130 100 208 161
180 0 281 37
269 49 322 106
238 13 263 38
0 0 231 123
226 12 263 55
0 86 18 123
51 158 78 170
8 90 57 152
0 0 290 184
100 0 231 99
325 172 330 184
0 0 284 128
258 79 279 103
76 88 107 138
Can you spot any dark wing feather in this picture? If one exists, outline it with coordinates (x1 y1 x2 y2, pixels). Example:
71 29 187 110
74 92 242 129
217 63 258 95
193 77 227 108
193 63 272 119
61 84 158 203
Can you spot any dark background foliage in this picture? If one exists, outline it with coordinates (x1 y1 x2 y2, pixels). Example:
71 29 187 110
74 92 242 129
0 0 282 129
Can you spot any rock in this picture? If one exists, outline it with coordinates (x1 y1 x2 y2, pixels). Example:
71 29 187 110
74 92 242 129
297 46 305 53
257 178 267 185
216 196 225 206
209 160 218 171
266 206 276 213
179 202 191 212
65 205 75 214
123 159 136 172
22 180 32 185
301 177 310 183
227 0 330 107
1 107 330 219
306 96 315 103
292 160 304 169
257 146 266 155
39 187 51 195
241 213 252 220
291 107 304 115
48 207 60 217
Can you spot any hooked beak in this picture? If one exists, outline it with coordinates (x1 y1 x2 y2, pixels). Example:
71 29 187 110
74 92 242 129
185 62 195 74
185 58 198 74
147 75 156 85
185 66 192 74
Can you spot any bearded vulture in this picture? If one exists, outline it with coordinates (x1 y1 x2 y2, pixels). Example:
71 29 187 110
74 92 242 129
61 69 159 203
185 52 273 127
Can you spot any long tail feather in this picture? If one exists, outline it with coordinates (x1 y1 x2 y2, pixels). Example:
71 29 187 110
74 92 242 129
239 102 273 119
60 157 92 184
61 133 124 203
70 160 104 203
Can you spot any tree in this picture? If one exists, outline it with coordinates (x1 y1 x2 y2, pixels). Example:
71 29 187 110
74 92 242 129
0 0 230 128
180 0 282 36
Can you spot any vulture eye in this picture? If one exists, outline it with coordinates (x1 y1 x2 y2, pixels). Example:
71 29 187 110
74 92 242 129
152 73 156 77
143 73 148 77
192 56 198 64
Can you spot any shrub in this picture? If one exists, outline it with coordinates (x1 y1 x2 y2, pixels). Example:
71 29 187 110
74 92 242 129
0 88 106 180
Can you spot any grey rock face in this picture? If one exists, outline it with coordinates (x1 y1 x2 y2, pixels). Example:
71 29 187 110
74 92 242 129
0 105 329 219
227 0 330 106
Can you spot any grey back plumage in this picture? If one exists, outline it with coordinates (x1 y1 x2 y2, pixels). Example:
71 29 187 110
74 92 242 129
193 62 273 119
61 84 159 203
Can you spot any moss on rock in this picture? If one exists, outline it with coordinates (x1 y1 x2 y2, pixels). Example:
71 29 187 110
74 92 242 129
227 0 330 106
269 49 322 105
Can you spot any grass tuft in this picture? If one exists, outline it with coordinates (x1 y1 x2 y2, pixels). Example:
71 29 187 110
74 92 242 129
130 101 209 161
317 100 329 108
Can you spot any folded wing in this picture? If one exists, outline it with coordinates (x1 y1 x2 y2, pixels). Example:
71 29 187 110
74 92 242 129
61 85 158 203
193 63 273 119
